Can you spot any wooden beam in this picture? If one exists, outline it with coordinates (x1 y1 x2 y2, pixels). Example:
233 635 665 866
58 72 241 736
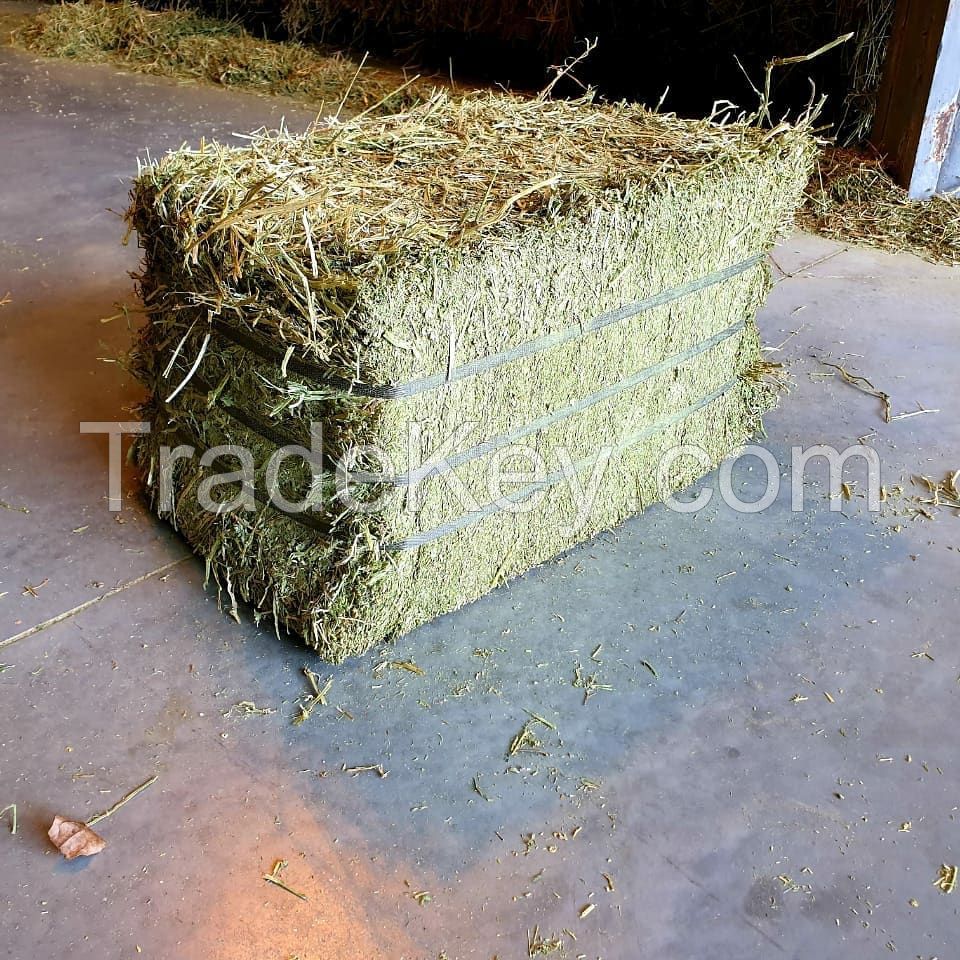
872 0 960 198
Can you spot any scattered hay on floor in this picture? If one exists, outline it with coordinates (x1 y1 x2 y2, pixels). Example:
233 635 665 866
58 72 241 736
527 925 565 957
934 864 958 894
12 0 425 112
911 473 960 518
800 148 960 266
127 90 814 661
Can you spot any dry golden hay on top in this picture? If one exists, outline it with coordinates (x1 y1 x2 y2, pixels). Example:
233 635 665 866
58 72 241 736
127 90 816 661
128 91 815 347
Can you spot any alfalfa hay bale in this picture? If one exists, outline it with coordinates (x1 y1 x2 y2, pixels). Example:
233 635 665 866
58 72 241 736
127 90 815 661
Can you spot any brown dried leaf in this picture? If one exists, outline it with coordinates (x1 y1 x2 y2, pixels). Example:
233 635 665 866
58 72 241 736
48 815 106 859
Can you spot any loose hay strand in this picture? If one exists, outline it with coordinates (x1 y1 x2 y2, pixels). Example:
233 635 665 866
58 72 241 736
86 775 158 827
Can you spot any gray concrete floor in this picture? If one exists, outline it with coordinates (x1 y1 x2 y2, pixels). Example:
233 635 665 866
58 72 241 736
2 31 959 960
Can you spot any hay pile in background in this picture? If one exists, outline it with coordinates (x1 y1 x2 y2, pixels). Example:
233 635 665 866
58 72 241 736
38 0 885 143
833 0 896 143
801 148 960 265
128 90 814 660
0 5 32 37
282 0 579 59
596 0 896 145
282 0 578 48
277 0 894 144
12 0 424 111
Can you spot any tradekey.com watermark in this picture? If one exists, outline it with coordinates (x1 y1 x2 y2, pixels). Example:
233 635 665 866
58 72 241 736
81 421 883 535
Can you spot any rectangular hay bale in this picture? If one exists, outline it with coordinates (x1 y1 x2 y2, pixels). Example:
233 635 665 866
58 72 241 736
127 91 814 661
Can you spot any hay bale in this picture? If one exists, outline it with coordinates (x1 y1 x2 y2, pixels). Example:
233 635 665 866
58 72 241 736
127 91 814 661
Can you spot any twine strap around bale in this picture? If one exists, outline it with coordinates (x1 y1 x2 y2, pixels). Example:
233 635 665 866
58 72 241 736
159 256 760 547
183 373 305 451
188 320 746 487
162 425 332 535
208 255 763 399
355 320 746 487
161 377 738 548
385 379 738 552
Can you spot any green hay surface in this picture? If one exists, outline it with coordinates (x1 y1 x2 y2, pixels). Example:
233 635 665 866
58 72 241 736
12 0 424 112
800 148 960 266
128 91 815 660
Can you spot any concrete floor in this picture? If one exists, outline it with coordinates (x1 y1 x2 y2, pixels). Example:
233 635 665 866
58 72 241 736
2 30 959 960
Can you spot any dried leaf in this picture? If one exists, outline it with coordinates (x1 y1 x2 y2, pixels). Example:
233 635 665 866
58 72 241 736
48 815 106 859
